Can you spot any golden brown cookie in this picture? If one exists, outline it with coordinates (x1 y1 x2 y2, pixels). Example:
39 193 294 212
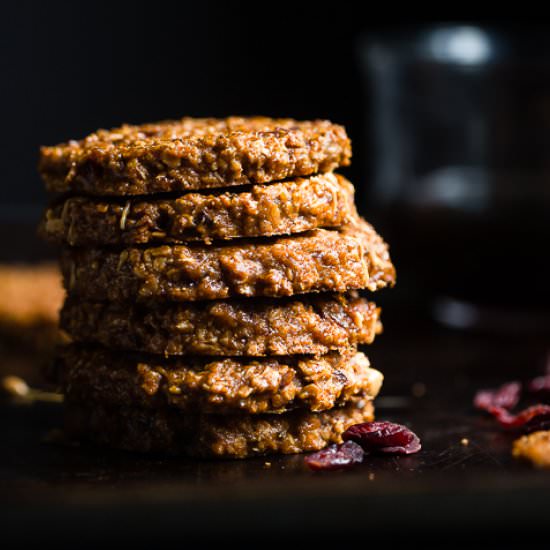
59 346 382 414
64 398 375 458
41 173 355 245
0 264 65 385
60 217 395 303
60 293 381 356
39 117 351 195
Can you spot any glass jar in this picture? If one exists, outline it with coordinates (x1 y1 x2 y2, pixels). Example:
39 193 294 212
359 25 550 331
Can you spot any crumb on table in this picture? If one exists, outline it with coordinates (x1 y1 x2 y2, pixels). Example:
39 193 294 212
513 430 550 469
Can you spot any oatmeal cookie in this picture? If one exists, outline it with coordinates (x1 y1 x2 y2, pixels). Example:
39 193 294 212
60 293 381 356
0 264 65 386
58 346 382 414
41 173 354 245
64 398 375 458
39 117 351 195
60 217 395 302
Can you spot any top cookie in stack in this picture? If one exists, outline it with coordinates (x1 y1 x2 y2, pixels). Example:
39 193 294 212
39 117 396 459
39 117 352 195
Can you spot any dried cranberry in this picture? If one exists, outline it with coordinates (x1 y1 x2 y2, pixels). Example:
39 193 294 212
304 440 364 471
486 404 550 431
527 374 550 395
342 421 421 455
473 381 521 411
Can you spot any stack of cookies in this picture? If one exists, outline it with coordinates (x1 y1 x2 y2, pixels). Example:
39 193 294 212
39 117 395 459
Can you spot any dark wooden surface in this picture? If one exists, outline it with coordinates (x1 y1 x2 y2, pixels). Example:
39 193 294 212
2 309 550 544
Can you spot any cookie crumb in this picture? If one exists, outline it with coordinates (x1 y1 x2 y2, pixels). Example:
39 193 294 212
1 375 29 397
513 430 550 469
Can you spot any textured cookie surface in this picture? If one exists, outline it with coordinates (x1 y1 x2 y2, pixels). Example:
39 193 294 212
39 117 351 195
60 293 381 356
42 173 355 245
59 346 382 414
513 430 550 469
64 398 375 458
60 217 395 303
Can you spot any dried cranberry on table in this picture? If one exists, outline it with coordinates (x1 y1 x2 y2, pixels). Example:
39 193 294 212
342 421 421 455
486 404 550 432
304 440 365 471
474 381 522 411
474 378 550 432
528 375 550 395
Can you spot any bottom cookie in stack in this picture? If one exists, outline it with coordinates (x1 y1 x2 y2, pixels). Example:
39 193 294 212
65 399 375 459
58 346 382 458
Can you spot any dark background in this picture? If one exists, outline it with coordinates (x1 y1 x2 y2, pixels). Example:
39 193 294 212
2 6 550 314
0 2 379 217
